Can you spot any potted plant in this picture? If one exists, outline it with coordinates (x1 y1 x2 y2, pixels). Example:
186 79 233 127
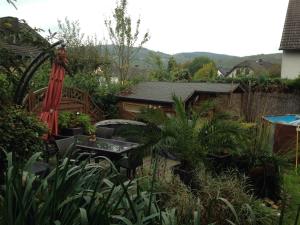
58 112 95 136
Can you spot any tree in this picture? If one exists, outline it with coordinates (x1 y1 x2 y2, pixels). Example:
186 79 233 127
268 64 281 78
167 57 178 73
147 53 171 81
57 18 103 74
193 62 217 80
105 0 150 82
186 56 213 76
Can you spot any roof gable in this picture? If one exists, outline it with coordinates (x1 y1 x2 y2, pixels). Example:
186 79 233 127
280 0 300 50
227 60 274 75
118 82 242 104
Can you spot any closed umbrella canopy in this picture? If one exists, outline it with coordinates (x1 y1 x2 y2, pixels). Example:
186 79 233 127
40 47 67 138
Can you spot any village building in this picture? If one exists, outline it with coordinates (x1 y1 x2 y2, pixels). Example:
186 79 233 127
226 59 274 78
217 67 230 77
280 0 300 79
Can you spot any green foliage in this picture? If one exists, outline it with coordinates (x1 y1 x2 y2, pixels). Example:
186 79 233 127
147 53 172 81
193 62 218 80
139 97 245 167
281 170 300 224
0 73 13 104
58 112 95 134
144 170 277 225
172 68 191 81
64 73 132 118
167 57 178 73
29 63 51 90
0 106 46 162
185 57 213 76
64 72 100 94
214 76 300 92
0 152 171 225
57 18 103 74
105 0 150 82
198 113 246 155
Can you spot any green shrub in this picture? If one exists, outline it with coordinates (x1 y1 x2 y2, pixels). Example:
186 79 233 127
0 73 13 104
0 106 46 162
0 152 180 225
150 170 278 225
58 111 95 134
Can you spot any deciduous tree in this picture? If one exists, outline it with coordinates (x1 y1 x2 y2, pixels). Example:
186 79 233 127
105 0 150 82
193 62 217 80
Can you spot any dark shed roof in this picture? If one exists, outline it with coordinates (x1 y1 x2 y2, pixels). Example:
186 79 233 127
118 82 242 104
0 17 48 58
0 42 42 57
280 0 300 50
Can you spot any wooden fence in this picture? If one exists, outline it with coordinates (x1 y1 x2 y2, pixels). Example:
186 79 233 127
23 87 104 122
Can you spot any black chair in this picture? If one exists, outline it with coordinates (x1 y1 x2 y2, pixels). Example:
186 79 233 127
95 127 114 139
55 136 96 163
117 148 143 178
30 161 50 177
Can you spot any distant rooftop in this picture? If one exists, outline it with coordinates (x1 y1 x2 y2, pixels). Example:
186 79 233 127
227 59 274 75
280 0 300 50
118 82 242 104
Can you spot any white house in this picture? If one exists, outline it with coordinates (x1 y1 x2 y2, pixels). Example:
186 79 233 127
226 59 274 78
280 0 300 79
217 67 230 77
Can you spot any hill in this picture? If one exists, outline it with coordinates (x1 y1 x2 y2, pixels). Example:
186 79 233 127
102 45 282 70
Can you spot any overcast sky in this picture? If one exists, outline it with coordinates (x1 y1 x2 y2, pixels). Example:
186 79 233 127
0 0 290 56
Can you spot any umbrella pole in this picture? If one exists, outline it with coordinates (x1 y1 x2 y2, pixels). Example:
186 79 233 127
296 126 300 174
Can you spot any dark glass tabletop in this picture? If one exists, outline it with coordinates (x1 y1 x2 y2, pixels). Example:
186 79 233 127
75 135 140 155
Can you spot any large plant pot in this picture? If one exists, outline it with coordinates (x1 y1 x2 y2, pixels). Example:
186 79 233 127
206 153 232 172
248 163 281 201
172 164 200 191
231 155 252 174
60 127 83 136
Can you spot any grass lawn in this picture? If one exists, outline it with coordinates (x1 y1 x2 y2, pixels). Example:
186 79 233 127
282 169 300 224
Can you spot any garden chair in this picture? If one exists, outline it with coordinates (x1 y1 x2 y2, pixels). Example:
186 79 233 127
30 161 50 177
117 148 143 178
55 136 95 163
95 127 115 139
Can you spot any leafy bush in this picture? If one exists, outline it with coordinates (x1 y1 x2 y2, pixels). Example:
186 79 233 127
58 111 95 134
198 112 247 156
64 73 133 118
0 106 46 162
0 73 13 104
0 152 186 225
151 170 278 225
138 96 246 168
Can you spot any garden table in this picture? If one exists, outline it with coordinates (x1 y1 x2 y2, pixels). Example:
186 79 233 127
75 135 140 161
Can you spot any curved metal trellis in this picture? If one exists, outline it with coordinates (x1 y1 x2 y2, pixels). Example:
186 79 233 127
14 41 63 105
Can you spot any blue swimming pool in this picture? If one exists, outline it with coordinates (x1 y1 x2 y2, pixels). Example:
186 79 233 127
264 115 300 125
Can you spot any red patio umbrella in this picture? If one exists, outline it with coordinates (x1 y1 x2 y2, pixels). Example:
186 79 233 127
40 47 67 139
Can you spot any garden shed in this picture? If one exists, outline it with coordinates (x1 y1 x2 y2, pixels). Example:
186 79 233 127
117 81 244 119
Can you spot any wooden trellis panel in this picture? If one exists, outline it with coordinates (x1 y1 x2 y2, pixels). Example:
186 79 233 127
23 87 104 123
